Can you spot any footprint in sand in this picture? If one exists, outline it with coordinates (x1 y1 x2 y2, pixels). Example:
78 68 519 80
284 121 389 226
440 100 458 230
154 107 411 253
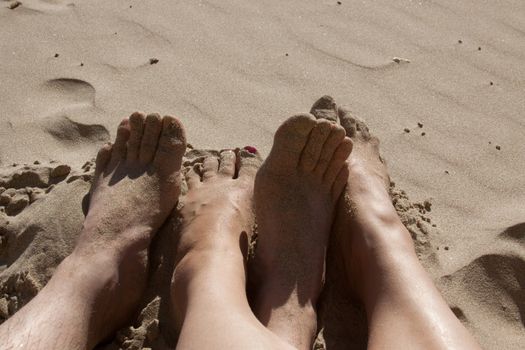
40 78 96 110
42 115 109 145
33 78 109 151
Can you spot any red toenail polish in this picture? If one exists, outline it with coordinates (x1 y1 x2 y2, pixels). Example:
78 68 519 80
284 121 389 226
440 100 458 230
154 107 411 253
244 146 257 154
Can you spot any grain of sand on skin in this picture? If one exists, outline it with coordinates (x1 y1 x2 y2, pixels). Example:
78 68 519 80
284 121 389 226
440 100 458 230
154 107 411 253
1 0 525 348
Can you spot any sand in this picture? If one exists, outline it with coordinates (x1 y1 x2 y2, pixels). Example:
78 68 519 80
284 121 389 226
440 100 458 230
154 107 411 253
0 0 524 349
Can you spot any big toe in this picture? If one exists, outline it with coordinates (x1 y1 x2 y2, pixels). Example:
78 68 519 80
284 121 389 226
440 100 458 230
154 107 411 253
237 147 262 180
310 95 339 122
109 118 131 165
94 142 113 178
338 106 371 141
153 116 187 173
266 113 317 173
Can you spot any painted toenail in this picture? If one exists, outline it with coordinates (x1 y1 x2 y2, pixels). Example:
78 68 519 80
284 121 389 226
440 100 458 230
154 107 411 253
244 146 257 154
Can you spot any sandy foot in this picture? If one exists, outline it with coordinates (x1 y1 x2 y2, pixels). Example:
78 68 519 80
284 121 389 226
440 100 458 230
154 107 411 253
249 112 352 350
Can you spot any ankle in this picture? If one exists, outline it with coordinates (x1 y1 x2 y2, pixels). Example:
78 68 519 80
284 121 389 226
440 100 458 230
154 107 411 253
172 248 246 297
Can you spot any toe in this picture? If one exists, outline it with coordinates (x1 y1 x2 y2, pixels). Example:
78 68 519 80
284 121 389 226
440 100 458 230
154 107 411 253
202 156 219 181
153 115 187 171
267 113 317 172
127 112 146 163
323 137 353 184
338 106 371 141
139 113 163 165
310 95 338 122
313 124 346 177
110 118 131 164
299 119 333 173
237 147 262 179
94 142 112 178
218 150 236 178
185 165 201 189
331 165 349 201
337 106 358 138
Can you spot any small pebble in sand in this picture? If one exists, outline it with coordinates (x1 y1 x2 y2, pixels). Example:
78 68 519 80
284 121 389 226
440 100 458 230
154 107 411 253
285 53 289 56
129 5 132 8
393 57 410 64
496 145 501 150
445 170 449 174
458 40 463 44
478 47 482 51
488 141 492 144
337 1 342 4
149 58 159 65
54 53 59 58
8 1 21 9
432 224 437 227
490 81 494 86
421 132 426 136
33 160 40 165
404 128 410 133
424 200 432 211
80 62 84 67
444 246 450 251
417 122 423 128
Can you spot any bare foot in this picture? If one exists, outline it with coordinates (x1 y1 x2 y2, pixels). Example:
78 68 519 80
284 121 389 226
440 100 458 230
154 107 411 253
332 105 404 301
334 105 481 349
170 150 293 349
74 112 186 337
75 113 186 344
171 149 258 274
0 112 186 350
250 113 353 350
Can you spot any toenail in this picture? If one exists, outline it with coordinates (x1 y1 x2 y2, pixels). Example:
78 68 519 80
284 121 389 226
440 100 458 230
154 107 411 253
244 146 257 154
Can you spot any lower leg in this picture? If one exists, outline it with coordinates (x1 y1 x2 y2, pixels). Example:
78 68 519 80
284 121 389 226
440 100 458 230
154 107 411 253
0 252 126 349
334 103 481 349
171 150 294 350
0 112 187 349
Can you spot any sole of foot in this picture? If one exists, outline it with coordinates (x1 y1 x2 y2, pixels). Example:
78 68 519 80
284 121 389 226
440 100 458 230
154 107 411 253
249 110 353 350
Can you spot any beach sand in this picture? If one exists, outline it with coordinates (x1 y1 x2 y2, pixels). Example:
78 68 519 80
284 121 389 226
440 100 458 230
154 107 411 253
0 0 524 349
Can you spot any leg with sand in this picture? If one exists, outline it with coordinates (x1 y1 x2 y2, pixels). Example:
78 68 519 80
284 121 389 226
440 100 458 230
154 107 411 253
249 96 482 350
170 149 296 350
249 111 353 350
332 100 482 349
0 112 186 349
